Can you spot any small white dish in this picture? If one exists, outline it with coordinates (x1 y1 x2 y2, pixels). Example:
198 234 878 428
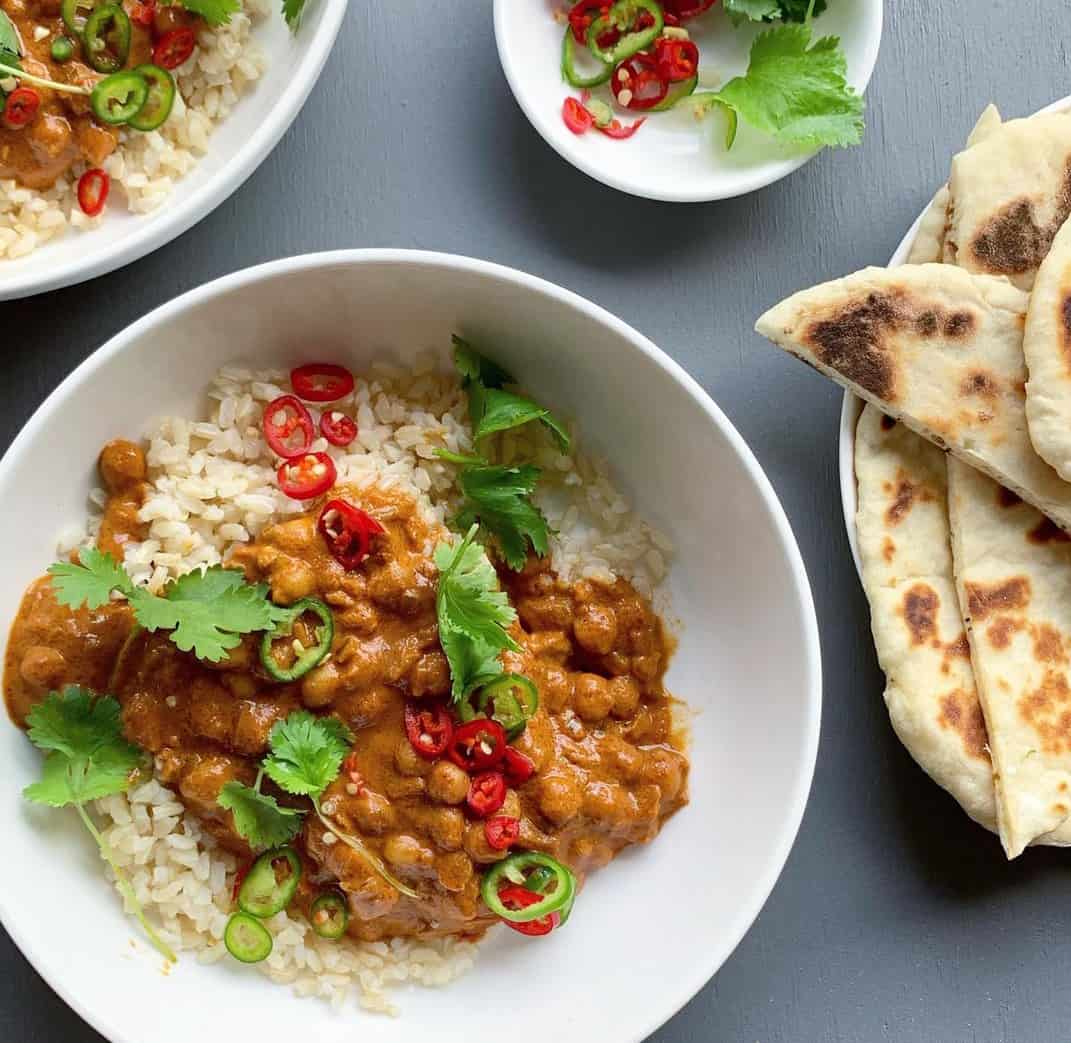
0 0 348 302
838 94 1071 579
494 0 882 203
0 250 821 1043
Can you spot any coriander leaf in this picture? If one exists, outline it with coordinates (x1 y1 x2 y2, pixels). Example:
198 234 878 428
217 781 303 851
175 0 239 25
723 0 781 20
778 0 827 22
454 464 550 572
281 0 305 30
713 24 864 151
474 388 571 453
48 548 134 611
128 566 278 663
21 688 174 961
452 335 513 389
263 710 353 798
435 526 519 701
0 11 20 58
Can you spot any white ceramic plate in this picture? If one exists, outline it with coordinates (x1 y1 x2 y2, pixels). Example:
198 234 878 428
0 0 348 302
0 251 821 1043
838 95 1071 579
494 0 882 202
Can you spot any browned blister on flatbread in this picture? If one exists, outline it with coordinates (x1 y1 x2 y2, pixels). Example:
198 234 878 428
854 406 996 830
948 458 1071 856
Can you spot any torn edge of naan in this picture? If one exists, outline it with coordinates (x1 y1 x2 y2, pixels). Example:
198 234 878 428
855 406 996 830
947 457 1071 857
908 105 1002 266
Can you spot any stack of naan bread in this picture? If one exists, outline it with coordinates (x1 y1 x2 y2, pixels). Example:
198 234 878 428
757 103 1071 859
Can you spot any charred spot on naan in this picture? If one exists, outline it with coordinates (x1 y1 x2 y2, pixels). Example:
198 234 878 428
937 689 990 761
1061 289 1071 372
940 633 971 676
1019 668 1071 755
883 468 935 526
960 369 1000 399
996 485 1022 509
802 291 981 403
968 159 1071 277
1028 516 1071 544
1033 623 1067 664
901 583 940 646
882 536 895 563
964 576 1031 622
880 414 896 432
987 617 1023 650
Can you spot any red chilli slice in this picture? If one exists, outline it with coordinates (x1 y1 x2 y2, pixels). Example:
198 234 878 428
497 885 560 937
291 363 355 403
654 36 699 83
404 703 454 759
317 498 384 569
502 747 535 787
448 719 507 773
484 815 520 851
562 96 593 135
277 452 336 500
263 394 315 459
2 87 40 130
662 0 716 19
77 168 110 217
611 54 668 110
153 27 195 70
319 410 357 447
466 771 507 819
597 117 646 140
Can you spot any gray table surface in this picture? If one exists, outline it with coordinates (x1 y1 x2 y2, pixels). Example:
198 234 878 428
1 1 1064 1040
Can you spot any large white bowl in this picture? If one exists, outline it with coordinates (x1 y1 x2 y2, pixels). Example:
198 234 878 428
0 250 821 1043
494 0 882 203
838 95 1071 578
0 0 348 302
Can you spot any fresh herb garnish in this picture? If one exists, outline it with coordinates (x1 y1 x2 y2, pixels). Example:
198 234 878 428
249 711 421 899
49 550 287 663
452 337 571 453
710 23 864 151
23 687 177 962
281 0 306 30
434 525 519 702
171 0 240 24
0 10 21 71
724 0 827 22
217 775 303 852
453 464 550 572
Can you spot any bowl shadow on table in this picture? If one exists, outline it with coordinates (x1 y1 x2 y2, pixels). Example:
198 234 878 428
486 111 764 271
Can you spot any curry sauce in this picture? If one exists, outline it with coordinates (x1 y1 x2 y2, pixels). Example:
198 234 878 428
4 439 689 943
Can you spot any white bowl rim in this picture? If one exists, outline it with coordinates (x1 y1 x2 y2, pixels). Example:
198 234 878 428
491 0 883 204
0 248 823 1043
0 0 349 302
838 93 1071 582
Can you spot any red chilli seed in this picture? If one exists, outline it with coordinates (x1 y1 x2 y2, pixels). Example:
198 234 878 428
2 87 40 130
562 96 593 135
466 771 507 819
76 168 110 217
484 815 520 851
153 27 195 70
319 410 357 447
277 452 336 500
291 363 355 403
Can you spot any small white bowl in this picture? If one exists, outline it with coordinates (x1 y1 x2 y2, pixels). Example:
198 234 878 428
0 251 821 1043
838 94 1071 579
494 0 882 203
0 0 348 302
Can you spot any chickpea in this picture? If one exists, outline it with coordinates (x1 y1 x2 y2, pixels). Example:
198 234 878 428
19 646 66 689
300 660 343 709
573 673 614 723
270 560 318 604
394 737 434 777
536 772 582 826
583 780 634 823
409 651 451 698
427 761 471 805
463 822 507 864
422 807 465 852
383 833 435 868
501 789 522 819
352 791 395 835
517 594 573 631
599 734 645 782
539 666 574 713
573 602 618 655
436 852 474 893
643 748 686 802
608 677 641 719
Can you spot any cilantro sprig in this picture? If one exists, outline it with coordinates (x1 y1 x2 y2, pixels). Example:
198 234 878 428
48 551 287 663
23 688 177 963
434 525 519 702
709 22 864 151
217 711 420 899
171 0 240 25
724 0 827 22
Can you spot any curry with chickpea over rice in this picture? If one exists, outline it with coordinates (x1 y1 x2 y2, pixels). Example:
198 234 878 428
3 343 689 1006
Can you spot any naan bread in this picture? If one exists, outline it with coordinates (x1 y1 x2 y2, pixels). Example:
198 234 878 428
947 457 1071 857
755 264 1071 532
1024 216 1071 480
946 111 1071 290
855 406 996 828
907 105 1003 265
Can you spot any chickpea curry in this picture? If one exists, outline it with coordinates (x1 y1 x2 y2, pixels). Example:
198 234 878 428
5 352 688 961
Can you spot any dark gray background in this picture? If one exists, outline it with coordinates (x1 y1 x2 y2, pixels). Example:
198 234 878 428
1 1 1064 1040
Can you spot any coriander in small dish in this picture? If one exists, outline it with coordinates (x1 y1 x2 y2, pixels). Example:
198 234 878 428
4 343 689 1011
